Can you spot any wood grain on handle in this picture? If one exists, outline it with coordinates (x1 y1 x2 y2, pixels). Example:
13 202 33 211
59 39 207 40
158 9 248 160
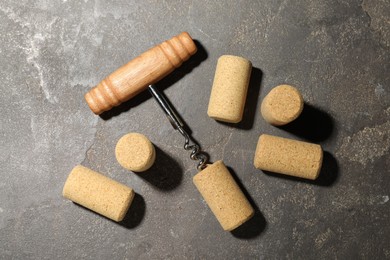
85 32 197 115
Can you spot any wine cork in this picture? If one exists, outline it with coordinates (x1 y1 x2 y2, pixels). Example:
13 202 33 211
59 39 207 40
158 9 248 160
193 160 254 231
261 84 304 126
254 134 323 180
115 133 156 172
63 165 135 222
207 55 252 123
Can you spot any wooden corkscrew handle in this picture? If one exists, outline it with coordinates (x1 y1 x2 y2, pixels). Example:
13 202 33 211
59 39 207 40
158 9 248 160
85 32 197 115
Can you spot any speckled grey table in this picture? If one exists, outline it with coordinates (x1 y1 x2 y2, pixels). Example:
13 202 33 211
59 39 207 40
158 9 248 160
1 0 389 259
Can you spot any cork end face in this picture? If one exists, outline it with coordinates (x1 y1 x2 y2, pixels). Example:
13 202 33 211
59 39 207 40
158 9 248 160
207 112 242 123
62 165 84 199
193 160 222 182
225 209 255 231
218 55 252 67
253 135 265 169
115 133 156 172
310 145 324 180
116 189 135 222
261 85 304 126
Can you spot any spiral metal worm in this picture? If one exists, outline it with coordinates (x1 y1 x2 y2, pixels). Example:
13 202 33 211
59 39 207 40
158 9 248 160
148 85 208 171
178 128 208 171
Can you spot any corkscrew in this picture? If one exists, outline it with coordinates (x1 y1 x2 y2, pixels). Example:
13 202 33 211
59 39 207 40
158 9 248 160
148 85 208 171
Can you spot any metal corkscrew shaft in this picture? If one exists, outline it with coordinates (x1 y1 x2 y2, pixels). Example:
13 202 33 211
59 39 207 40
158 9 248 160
148 85 208 171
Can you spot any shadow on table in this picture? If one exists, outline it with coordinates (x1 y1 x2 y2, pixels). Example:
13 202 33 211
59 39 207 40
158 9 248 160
120 193 146 229
263 151 339 186
135 146 183 191
278 103 334 142
227 167 267 239
99 40 208 120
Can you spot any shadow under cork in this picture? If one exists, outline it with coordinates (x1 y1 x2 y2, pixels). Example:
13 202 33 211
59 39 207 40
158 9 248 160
217 67 263 130
72 192 146 229
99 40 208 120
119 193 146 229
262 151 339 187
227 166 267 239
278 103 334 143
135 146 183 191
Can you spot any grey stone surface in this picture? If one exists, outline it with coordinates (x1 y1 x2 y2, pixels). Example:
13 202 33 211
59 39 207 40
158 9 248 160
0 0 389 259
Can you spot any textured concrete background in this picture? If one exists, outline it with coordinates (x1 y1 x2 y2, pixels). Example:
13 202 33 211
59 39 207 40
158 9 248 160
0 0 389 259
